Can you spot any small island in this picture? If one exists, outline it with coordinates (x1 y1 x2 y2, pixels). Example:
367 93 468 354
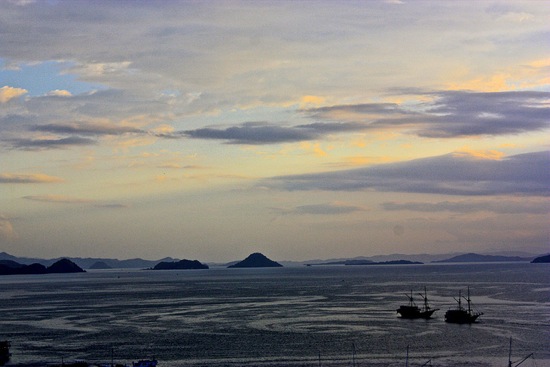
0 258 85 276
433 253 531 263
531 254 550 263
228 253 282 268
153 259 209 270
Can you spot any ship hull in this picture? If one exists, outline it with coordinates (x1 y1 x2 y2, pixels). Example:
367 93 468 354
397 306 436 319
444 309 481 324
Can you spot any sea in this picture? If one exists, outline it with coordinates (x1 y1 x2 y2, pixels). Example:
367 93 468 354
0 262 549 367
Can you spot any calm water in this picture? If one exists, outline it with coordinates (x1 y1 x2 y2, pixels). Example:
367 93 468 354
0 263 549 367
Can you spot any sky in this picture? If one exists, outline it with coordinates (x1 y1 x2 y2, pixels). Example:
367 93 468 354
0 0 549 262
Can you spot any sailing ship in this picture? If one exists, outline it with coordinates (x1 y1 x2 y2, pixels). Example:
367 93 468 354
397 287 438 319
0 340 10 366
444 287 483 324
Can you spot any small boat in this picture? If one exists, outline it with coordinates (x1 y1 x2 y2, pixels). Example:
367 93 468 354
132 360 157 367
0 340 10 366
444 287 483 324
397 287 439 319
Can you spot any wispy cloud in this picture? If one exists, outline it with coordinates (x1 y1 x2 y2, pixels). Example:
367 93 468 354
177 90 550 145
94 203 129 209
182 122 316 145
22 195 93 204
0 214 18 241
5 136 96 150
0 173 64 183
265 151 550 196
273 202 366 216
382 200 550 214
32 123 144 136
304 90 550 139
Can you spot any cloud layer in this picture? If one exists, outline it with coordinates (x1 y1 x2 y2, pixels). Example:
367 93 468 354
266 151 550 196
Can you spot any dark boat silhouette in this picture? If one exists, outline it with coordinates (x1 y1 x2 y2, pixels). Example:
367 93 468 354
0 341 10 366
444 287 483 324
397 287 438 319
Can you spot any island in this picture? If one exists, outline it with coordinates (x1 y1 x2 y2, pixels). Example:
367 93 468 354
306 259 422 266
0 258 85 276
228 253 282 268
531 254 550 263
89 261 112 269
433 253 532 263
153 259 209 270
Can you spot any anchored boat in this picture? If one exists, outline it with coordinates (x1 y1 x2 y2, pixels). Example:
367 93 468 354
444 287 483 324
397 287 439 319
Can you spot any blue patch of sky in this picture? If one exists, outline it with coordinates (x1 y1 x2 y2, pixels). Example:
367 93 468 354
0 59 106 96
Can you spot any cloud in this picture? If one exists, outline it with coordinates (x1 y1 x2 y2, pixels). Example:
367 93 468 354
0 86 27 103
414 90 550 138
178 90 550 146
0 214 18 241
180 121 386 145
182 122 316 145
94 203 129 209
274 202 366 216
382 200 550 214
46 89 72 97
264 150 550 196
22 195 93 204
0 173 64 183
301 90 550 139
5 136 96 150
32 123 144 136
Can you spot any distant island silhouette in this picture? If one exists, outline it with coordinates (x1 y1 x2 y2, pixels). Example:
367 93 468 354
89 261 112 270
531 254 550 263
433 253 532 263
153 259 209 270
306 259 422 266
0 250 543 271
0 258 85 276
228 253 282 268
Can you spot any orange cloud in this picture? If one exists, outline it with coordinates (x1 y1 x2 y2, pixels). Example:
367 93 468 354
0 173 64 183
300 142 328 157
22 195 93 204
300 95 326 108
454 147 505 160
447 58 550 92
0 85 27 103
0 215 18 241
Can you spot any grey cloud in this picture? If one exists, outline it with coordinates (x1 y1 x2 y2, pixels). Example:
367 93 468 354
32 123 144 136
5 136 96 150
279 203 366 216
181 121 377 144
22 195 93 204
0 173 63 183
382 200 550 214
296 122 372 133
179 90 550 146
302 91 550 138
94 203 129 209
416 91 550 138
265 151 550 196
183 122 317 145
303 103 406 117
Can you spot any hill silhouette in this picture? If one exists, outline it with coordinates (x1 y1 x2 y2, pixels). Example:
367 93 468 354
434 253 531 263
0 258 85 276
531 254 550 263
228 253 282 268
153 259 209 270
